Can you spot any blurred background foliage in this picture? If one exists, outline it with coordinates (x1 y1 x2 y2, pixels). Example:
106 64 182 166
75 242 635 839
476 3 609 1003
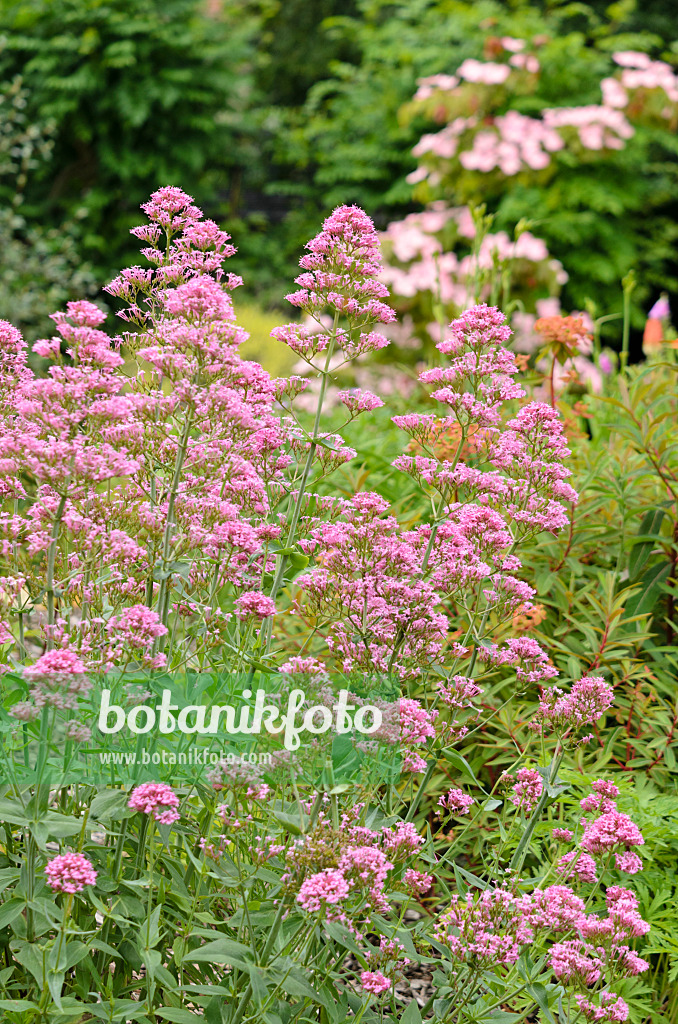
0 0 676 348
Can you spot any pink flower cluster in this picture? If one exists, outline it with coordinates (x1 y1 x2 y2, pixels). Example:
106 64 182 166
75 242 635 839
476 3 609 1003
460 110 563 174
0 184 317 672
106 605 167 649
296 493 450 679
438 788 475 814
434 881 649 1014
612 51 678 105
405 46 676 199
45 852 97 894
272 205 394 369
284 806 425 937
478 636 558 684
360 970 391 995
234 590 277 621
556 780 644 881
206 758 271 801
538 675 614 730
394 306 577 539
295 847 393 918
541 105 633 152
296 869 350 912
434 886 535 966
12 649 91 721
128 782 181 825
509 767 543 814
380 206 565 312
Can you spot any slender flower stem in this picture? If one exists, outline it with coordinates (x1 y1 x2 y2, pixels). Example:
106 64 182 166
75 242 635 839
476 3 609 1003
46 493 68 648
269 312 340 597
155 412 194 641
620 271 635 374
510 747 563 873
260 312 340 658
230 897 288 1024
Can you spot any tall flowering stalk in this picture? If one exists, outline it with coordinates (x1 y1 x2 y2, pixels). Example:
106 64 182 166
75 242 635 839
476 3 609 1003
266 206 394 642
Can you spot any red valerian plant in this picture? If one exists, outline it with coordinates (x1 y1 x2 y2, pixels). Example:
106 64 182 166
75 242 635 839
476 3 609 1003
0 188 650 1023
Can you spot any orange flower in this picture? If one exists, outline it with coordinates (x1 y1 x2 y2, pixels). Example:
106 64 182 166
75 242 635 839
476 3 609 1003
534 315 592 358
512 603 547 633
642 317 663 354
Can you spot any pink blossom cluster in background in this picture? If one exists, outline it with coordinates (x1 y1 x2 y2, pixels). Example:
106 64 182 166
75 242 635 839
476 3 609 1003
407 45 678 191
541 105 633 152
612 50 678 102
380 204 566 318
458 110 562 174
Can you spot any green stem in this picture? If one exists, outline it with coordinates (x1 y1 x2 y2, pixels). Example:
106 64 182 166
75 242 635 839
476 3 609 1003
155 412 194 641
46 493 68 648
509 748 563 874
261 313 340 655
145 819 156 1018
620 271 636 374
49 892 74 1006
404 759 436 824
230 897 287 1024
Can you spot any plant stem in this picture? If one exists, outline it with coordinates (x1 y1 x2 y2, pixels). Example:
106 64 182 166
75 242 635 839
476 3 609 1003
620 271 635 374
155 412 194 642
509 748 563 873
46 493 68 648
230 897 287 1024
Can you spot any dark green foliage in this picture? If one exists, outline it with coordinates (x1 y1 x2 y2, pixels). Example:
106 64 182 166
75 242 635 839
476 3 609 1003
0 0 259 272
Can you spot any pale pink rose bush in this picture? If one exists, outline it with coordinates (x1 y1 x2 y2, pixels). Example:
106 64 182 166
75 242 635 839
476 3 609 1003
0 189 652 1021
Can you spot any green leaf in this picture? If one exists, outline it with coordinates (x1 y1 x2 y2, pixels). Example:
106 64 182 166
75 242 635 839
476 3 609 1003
180 937 252 971
247 964 272 1005
272 962 330 1008
525 982 557 1024
323 921 365 957
440 749 481 787
46 966 65 1010
90 937 126 960
0 800 28 825
625 561 672 617
628 507 668 579
400 1000 423 1023
453 864 487 893
536 764 569 799
0 898 25 929
0 868 20 895
90 788 131 820
205 995 226 1024
156 1010 208 1023
273 810 305 835
62 940 90 971
10 940 46 987
86 997 153 1020
41 812 84 839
